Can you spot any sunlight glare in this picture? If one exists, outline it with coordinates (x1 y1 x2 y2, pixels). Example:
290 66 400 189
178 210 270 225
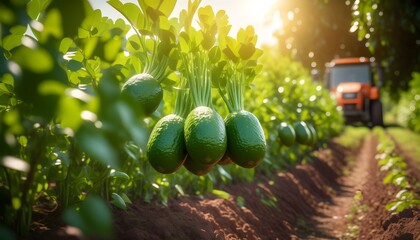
1 156 30 172
90 0 281 46
190 0 280 46
287 11 294 21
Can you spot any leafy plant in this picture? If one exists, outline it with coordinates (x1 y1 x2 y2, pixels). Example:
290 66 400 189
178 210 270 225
374 128 420 213
109 0 179 116
216 25 266 169
0 0 345 237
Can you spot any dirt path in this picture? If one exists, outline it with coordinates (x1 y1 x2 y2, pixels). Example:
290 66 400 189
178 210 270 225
303 133 420 240
305 135 377 239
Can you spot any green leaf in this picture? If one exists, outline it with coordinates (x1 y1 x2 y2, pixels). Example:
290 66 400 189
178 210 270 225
78 9 108 39
109 0 143 30
107 0 124 12
201 32 215 50
395 189 408 198
238 43 256 60
157 15 171 31
211 189 230 199
76 123 119 168
179 32 190 52
126 35 141 52
104 37 122 61
143 0 158 10
198 6 215 26
174 184 185 196
111 18 130 36
38 80 66 95
216 165 232 181
223 36 239 62
12 46 53 73
156 0 176 17
136 12 148 32
1 73 14 87
58 96 83 130
0 83 12 96
111 193 127 210
27 0 52 19
38 8 63 42
109 171 130 180
59 38 75 54
111 101 148 146
120 193 132 204
383 171 400 184
126 2 144 26
2 26 26 52
208 46 221 63
78 28 90 39
63 194 112 237
157 40 173 57
10 26 27 35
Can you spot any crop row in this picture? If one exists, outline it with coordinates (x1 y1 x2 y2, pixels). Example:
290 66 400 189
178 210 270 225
373 128 420 213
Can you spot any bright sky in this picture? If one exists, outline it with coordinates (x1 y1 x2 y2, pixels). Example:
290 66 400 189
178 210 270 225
89 0 281 46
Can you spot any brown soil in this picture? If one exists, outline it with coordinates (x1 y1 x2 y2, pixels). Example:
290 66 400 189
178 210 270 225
303 135 377 239
356 135 420 240
113 141 351 240
26 132 420 239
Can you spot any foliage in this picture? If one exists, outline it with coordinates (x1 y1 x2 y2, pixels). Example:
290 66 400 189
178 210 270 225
246 48 344 172
0 0 147 236
0 0 344 237
272 0 420 98
343 190 368 239
352 0 420 98
271 0 369 74
373 128 420 213
387 127 420 166
392 72 420 132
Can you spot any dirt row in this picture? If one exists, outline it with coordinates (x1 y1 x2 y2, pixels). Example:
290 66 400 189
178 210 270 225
112 133 419 240
111 141 349 240
356 134 420 240
28 133 420 239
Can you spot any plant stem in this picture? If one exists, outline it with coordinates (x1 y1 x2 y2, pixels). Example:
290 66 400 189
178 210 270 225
17 126 47 235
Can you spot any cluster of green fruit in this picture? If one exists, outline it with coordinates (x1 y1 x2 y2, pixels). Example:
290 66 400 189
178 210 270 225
278 121 318 147
115 0 266 176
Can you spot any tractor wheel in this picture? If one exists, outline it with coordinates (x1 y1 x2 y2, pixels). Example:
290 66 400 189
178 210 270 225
371 100 384 127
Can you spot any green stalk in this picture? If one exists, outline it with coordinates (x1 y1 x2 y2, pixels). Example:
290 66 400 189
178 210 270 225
16 128 47 236
173 76 191 118
113 4 169 82
220 62 246 113
217 86 234 112
182 52 210 108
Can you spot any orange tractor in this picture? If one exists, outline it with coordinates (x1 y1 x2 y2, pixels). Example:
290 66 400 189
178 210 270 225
325 57 384 126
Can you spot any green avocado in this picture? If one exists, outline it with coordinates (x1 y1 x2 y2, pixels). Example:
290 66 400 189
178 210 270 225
278 122 296 147
225 110 266 168
147 114 187 174
294 121 312 145
183 155 215 176
121 73 162 116
306 122 318 147
184 106 227 165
